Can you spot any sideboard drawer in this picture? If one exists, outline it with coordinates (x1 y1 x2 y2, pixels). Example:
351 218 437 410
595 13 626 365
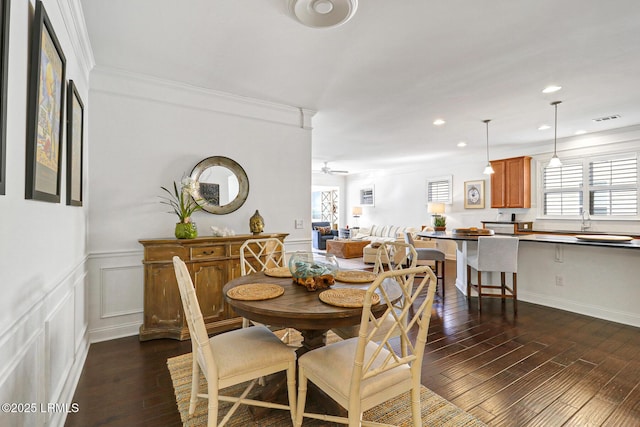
191 245 226 260
145 245 188 262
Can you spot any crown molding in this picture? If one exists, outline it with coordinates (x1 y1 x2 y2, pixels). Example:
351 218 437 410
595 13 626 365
91 66 316 129
56 0 96 82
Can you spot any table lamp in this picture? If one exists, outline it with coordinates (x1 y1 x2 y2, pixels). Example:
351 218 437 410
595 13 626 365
428 202 445 229
352 206 362 229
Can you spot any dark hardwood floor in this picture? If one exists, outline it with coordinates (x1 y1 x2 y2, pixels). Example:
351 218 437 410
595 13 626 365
65 260 640 426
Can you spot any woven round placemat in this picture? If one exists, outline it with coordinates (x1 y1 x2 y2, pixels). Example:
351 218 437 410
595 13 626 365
226 283 284 301
319 288 380 308
336 270 377 283
264 266 292 278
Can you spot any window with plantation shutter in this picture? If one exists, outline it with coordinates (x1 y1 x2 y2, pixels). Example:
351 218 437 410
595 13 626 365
426 175 452 204
543 163 583 216
540 153 639 219
589 156 637 216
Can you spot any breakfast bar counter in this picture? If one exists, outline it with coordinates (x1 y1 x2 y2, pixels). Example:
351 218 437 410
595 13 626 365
418 230 640 328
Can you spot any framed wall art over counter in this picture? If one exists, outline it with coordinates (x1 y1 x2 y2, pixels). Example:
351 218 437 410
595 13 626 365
25 0 66 203
66 80 83 206
464 180 485 209
0 0 10 195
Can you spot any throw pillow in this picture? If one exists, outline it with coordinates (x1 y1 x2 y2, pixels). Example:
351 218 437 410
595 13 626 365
314 226 332 235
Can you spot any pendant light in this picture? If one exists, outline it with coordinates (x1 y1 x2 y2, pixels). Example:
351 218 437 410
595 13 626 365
483 119 494 175
548 101 562 167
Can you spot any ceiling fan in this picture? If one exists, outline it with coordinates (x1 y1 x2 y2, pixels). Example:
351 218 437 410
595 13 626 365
318 161 349 175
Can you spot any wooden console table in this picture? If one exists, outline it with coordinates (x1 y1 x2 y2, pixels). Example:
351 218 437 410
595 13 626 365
138 233 288 341
326 239 371 259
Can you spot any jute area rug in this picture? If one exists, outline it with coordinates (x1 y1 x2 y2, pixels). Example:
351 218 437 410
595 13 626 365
167 332 486 426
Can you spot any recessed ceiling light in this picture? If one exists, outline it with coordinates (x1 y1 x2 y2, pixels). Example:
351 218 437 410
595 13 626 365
538 124 551 130
433 119 446 126
574 130 587 135
457 141 467 147
542 85 562 94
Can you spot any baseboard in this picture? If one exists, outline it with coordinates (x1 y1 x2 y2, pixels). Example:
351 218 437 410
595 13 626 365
89 321 142 343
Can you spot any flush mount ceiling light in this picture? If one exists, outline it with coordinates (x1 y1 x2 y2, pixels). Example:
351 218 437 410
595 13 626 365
289 0 358 28
483 119 494 175
549 101 563 168
433 118 446 126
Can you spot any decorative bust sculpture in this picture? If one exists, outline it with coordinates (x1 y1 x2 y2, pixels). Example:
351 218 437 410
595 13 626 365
250 210 264 234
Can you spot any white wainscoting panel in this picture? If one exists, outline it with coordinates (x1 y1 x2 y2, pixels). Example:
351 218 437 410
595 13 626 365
100 266 144 318
88 250 145 342
0 258 89 427
45 292 75 419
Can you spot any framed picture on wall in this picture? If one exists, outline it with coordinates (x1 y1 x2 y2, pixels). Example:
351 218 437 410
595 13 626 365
25 0 66 203
464 180 485 209
66 80 84 206
359 185 375 206
0 0 10 195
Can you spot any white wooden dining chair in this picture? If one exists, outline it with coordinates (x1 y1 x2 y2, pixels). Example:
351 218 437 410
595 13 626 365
239 238 294 343
172 256 297 427
239 237 286 276
332 241 418 341
295 265 438 427
373 240 418 273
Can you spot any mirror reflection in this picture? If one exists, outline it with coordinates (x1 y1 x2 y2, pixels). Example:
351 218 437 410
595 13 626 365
198 166 239 206
190 156 249 214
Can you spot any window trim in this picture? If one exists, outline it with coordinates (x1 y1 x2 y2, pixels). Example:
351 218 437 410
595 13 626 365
537 151 639 221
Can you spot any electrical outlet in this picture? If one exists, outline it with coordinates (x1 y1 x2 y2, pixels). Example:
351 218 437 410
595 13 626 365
555 275 564 286
294 219 304 229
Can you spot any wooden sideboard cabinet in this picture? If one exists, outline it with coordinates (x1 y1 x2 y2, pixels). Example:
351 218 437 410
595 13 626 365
138 233 288 341
490 156 531 208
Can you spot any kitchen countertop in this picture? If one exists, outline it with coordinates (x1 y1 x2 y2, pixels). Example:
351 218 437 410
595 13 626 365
417 231 640 250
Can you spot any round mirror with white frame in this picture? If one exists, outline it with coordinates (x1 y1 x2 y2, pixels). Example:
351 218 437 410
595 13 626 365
190 156 249 214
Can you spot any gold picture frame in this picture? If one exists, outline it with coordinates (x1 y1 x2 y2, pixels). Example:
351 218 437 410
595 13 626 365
464 180 485 209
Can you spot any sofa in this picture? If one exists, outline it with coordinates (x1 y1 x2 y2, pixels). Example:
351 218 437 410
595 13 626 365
351 225 421 263
311 221 338 250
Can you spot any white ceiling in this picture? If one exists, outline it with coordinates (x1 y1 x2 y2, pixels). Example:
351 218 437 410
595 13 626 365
80 0 640 174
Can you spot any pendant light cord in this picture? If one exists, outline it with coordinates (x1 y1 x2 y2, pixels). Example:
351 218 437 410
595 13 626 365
551 101 562 156
484 119 491 162
554 103 558 154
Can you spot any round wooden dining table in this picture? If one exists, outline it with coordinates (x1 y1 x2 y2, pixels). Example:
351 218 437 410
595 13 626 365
223 271 401 419
223 271 401 356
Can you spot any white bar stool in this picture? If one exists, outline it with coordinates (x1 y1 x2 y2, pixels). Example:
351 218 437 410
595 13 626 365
466 236 519 313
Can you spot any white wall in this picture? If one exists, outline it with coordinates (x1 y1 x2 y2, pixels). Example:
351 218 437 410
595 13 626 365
0 0 93 426
86 67 315 341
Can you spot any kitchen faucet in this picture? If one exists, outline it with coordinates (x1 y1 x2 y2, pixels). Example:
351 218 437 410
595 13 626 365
581 209 591 232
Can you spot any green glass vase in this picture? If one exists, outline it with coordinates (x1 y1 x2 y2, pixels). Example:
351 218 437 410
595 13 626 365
175 221 198 239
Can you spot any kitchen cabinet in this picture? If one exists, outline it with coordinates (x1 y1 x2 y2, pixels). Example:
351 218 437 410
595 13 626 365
138 233 288 341
490 156 531 208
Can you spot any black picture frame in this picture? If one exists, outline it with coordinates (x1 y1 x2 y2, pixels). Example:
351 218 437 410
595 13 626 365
0 0 10 195
25 0 66 203
66 80 83 206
